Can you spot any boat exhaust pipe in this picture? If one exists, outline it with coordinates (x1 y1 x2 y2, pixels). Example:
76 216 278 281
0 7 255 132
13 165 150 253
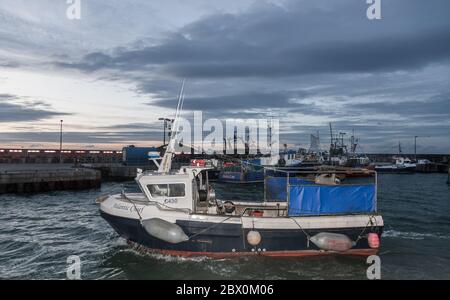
141 218 189 244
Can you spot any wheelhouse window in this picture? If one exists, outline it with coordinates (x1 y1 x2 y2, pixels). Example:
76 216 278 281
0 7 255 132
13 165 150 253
147 183 185 198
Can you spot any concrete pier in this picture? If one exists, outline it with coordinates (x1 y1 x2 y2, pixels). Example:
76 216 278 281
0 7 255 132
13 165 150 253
416 163 449 173
0 166 101 194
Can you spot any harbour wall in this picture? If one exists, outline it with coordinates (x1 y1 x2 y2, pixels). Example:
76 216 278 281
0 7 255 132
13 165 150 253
0 162 161 194
80 163 157 180
0 167 101 194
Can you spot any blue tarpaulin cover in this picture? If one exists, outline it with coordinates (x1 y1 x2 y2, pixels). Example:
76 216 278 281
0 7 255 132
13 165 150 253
288 184 376 216
265 177 314 202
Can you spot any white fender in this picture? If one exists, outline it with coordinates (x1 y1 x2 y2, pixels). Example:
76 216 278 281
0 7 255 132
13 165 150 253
142 218 189 244
310 232 355 252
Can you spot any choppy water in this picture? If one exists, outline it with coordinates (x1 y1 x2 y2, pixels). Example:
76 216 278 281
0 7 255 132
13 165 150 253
1 173 449 280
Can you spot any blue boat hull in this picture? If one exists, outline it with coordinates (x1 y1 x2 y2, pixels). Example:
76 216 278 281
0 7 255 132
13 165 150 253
100 211 382 257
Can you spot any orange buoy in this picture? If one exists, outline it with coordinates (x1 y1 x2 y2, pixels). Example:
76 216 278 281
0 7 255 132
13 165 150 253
247 230 262 246
368 233 380 249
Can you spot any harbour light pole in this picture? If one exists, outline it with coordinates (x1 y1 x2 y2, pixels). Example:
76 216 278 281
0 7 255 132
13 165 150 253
59 120 63 163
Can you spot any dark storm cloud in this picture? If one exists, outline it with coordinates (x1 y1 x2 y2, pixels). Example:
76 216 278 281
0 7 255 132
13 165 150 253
152 91 304 110
12 0 450 152
148 89 335 121
0 93 17 100
0 61 19 68
166 27 450 78
0 94 70 122
61 0 450 78
350 92 450 116
98 122 162 131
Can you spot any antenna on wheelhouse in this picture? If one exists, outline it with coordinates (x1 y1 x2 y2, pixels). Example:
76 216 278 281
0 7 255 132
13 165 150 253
158 79 186 173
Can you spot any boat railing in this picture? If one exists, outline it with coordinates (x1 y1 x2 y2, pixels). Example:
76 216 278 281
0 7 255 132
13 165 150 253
263 167 376 175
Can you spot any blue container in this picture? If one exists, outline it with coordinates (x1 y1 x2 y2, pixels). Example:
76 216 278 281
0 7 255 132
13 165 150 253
122 146 160 166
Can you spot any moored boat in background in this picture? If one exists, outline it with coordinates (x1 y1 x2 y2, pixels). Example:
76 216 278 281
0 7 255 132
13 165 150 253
373 156 416 173
217 160 264 183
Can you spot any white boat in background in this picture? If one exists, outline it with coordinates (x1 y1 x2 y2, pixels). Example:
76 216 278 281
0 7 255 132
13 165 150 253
259 150 302 167
374 156 416 173
416 159 432 165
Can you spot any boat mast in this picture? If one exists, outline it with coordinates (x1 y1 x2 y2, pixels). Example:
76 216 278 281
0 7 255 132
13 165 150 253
158 79 186 173
329 123 333 162
268 116 274 156
350 128 357 155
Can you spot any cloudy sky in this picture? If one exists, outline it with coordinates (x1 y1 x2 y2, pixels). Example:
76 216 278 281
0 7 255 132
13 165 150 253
0 0 449 153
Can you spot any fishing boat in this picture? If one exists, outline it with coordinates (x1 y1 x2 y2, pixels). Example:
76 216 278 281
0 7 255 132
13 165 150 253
216 150 302 184
217 160 264 184
259 150 303 168
373 156 416 173
97 84 383 257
